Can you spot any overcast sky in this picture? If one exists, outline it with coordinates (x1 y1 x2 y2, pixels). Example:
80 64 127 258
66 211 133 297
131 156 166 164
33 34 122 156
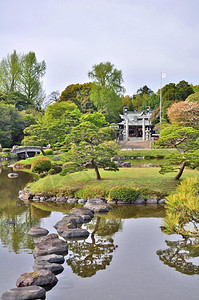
1 0 199 97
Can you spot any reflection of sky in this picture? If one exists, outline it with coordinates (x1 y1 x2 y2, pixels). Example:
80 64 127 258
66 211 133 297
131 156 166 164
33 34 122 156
47 218 199 300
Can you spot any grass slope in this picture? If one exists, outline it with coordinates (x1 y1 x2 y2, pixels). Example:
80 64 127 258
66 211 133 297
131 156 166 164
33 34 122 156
28 167 199 198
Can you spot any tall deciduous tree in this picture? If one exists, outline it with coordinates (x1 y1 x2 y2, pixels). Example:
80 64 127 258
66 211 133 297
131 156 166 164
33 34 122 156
88 62 125 123
0 50 21 93
22 101 81 147
0 103 26 147
0 51 46 111
20 52 46 110
59 83 96 113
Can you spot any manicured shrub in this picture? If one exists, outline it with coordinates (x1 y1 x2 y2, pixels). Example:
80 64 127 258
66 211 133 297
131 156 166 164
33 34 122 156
48 168 56 175
52 165 62 173
44 149 53 155
109 186 140 203
31 157 51 173
38 173 46 178
2 148 11 152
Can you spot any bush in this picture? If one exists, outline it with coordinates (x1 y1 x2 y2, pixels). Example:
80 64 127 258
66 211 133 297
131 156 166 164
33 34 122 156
52 165 62 173
48 168 56 175
31 157 51 173
109 186 140 203
38 173 46 178
44 149 53 155
2 148 11 153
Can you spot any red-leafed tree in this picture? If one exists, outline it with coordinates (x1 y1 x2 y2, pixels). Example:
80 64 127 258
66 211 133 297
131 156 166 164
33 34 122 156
167 101 199 129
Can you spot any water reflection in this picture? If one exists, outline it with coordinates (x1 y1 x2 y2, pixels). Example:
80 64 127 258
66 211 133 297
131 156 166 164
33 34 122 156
66 216 121 277
157 238 199 275
0 167 39 253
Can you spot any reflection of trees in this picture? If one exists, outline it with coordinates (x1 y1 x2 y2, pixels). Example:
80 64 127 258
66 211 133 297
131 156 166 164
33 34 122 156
0 167 40 253
0 206 40 254
67 217 121 277
30 204 51 219
109 204 165 219
157 238 199 275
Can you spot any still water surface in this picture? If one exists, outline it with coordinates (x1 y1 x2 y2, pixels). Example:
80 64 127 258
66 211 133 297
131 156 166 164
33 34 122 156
0 167 199 300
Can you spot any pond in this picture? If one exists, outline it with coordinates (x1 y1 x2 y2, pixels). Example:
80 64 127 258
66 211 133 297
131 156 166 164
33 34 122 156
0 167 199 300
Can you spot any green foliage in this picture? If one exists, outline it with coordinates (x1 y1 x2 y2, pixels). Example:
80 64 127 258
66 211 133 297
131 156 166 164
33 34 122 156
0 50 46 110
21 101 82 147
44 149 53 155
162 177 199 238
38 173 47 178
48 168 56 175
0 103 26 147
88 62 124 123
109 186 140 202
31 157 51 173
156 124 199 152
59 83 96 113
51 165 62 174
186 91 199 102
62 122 119 179
80 112 108 128
75 187 109 199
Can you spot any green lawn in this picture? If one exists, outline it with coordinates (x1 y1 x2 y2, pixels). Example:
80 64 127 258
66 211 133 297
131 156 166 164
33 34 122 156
28 167 199 198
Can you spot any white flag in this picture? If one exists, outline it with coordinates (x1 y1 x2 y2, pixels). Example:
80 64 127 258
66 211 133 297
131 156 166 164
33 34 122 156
161 72 166 78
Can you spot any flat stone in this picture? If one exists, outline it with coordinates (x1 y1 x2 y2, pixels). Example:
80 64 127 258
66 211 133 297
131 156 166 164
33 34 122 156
8 173 18 178
56 197 67 203
158 198 166 204
33 261 64 274
28 227 49 237
146 197 157 204
67 198 78 204
16 269 57 288
70 207 94 219
33 234 68 257
1 286 46 300
61 228 90 239
134 197 146 204
35 254 64 264
84 198 110 213
54 215 84 233
52 156 60 161
78 199 86 205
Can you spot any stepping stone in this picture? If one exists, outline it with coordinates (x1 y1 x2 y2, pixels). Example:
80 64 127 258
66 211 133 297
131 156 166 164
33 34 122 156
61 228 89 239
84 198 110 213
35 254 64 264
1 286 46 300
33 261 64 274
28 226 49 237
16 269 57 289
33 234 68 258
70 208 94 221
8 173 18 178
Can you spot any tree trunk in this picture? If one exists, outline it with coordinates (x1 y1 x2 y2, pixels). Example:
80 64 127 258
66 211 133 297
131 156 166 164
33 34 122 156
175 161 186 180
40 146 46 156
92 159 101 180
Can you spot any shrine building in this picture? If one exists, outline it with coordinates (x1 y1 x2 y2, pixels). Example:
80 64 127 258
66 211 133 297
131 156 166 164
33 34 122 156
118 107 155 141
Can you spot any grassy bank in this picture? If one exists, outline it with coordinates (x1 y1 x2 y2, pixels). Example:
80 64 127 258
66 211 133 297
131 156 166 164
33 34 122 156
28 167 199 198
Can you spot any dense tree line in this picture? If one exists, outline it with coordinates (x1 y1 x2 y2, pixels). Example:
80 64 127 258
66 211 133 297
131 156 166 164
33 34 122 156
0 50 199 148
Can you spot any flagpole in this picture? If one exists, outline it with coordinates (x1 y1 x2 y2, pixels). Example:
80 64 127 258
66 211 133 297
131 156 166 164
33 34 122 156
160 72 162 130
